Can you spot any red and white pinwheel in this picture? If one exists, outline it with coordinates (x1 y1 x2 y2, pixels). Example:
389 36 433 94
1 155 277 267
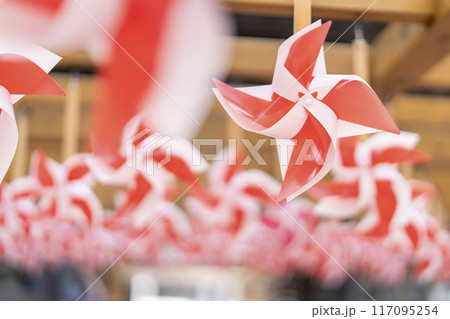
398 182 450 283
185 148 280 238
30 151 102 227
213 20 399 202
0 0 229 160
0 40 64 181
0 177 40 268
309 132 430 237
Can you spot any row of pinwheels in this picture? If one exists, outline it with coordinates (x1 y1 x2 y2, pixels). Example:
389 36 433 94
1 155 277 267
0 122 448 287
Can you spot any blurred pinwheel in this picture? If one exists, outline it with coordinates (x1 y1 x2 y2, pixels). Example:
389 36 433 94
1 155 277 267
0 0 229 161
309 132 430 237
30 151 102 227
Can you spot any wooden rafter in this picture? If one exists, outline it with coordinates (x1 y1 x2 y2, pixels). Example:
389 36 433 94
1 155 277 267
393 94 450 126
222 0 434 23
372 3 450 98
57 39 354 84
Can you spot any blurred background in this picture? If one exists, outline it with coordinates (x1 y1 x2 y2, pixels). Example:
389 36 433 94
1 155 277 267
0 0 449 301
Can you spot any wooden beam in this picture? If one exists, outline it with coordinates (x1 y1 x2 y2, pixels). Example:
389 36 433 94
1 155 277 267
11 110 30 178
55 50 94 70
418 53 450 89
56 35 450 93
222 0 434 23
312 0 433 23
372 8 450 98
229 38 353 82
223 0 293 16
401 124 450 159
56 38 353 85
371 23 425 90
351 38 371 82
392 94 450 125
294 0 311 31
24 103 91 141
228 37 281 81
61 75 82 159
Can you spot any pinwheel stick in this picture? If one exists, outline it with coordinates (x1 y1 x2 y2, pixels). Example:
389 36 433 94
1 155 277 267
294 0 312 32
352 26 371 82
62 74 81 160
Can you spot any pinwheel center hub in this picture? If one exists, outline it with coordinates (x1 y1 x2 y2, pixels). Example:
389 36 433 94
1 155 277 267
303 97 314 106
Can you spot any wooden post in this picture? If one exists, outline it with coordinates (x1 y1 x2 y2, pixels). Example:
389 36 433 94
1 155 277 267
12 109 30 178
226 116 244 151
62 74 81 160
352 25 373 143
267 0 312 178
351 25 371 82
294 0 312 32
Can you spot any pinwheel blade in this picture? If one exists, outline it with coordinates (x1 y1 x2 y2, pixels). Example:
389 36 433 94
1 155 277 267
371 147 430 165
337 136 357 167
92 0 173 158
213 79 296 132
321 79 400 135
365 180 397 238
8 0 64 14
284 21 331 88
278 115 333 201
0 54 64 96
308 180 359 200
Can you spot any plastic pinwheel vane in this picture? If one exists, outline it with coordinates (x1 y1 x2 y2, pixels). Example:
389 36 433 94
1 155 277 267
213 21 399 202
0 42 64 182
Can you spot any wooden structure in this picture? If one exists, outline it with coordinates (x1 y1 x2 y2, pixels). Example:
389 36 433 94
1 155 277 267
9 0 450 219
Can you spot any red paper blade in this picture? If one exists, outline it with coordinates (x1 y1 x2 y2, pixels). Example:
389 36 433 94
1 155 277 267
213 79 296 129
0 54 64 96
278 114 331 201
371 147 430 166
308 180 359 200
116 173 153 218
338 136 357 167
92 0 173 159
321 79 399 135
6 0 64 14
31 150 56 187
284 21 331 88
365 180 397 238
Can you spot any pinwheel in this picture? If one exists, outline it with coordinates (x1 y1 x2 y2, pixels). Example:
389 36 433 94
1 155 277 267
410 216 447 283
185 148 280 244
397 184 450 283
95 124 208 230
0 0 229 160
172 148 282 265
30 150 102 227
123 201 194 266
213 20 399 202
0 40 64 181
89 118 208 189
438 231 450 282
308 132 430 237
0 177 40 268
64 223 130 270
238 198 316 277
